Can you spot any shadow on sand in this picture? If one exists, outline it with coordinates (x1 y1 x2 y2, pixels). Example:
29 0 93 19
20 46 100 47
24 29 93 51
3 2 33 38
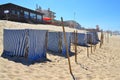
1 53 52 66
47 50 75 58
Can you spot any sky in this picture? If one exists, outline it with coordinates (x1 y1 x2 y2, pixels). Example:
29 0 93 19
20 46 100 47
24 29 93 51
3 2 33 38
0 0 120 31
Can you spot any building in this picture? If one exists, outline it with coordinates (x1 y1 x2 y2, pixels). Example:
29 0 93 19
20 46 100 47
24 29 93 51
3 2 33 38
36 7 56 24
0 3 44 24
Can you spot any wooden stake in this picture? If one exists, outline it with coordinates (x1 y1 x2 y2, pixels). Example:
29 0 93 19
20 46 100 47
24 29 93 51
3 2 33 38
73 31 75 50
90 34 92 53
25 30 28 58
107 31 109 43
45 31 48 50
87 46 89 57
86 33 89 57
94 44 96 52
102 32 104 45
75 30 78 63
61 17 72 74
100 31 103 48
104 32 106 43
99 31 102 48
58 32 62 53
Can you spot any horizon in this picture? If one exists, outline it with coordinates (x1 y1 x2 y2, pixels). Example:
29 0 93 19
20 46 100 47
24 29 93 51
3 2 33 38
0 0 120 31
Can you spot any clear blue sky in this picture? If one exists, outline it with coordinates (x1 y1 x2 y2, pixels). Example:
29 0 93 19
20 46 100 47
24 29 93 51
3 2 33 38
0 0 120 31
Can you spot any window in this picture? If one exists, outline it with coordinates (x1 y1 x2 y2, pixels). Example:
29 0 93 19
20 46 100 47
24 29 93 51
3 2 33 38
4 10 9 14
17 11 20 16
24 11 29 19
11 10 20 16
30 13 36 19
11 10 16 14
37 15 42 20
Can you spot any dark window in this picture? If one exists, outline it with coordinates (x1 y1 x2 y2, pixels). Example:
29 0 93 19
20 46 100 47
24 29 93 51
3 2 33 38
37 15 42 20
17 11 20 16
11 10 16 14
24 11 29 19
11 10 20 16
30 13 36 19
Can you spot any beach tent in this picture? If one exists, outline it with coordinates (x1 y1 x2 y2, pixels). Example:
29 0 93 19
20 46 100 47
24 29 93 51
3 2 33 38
87 32 99 44
47 31 71 55
71 32 87 46
2 29 47 61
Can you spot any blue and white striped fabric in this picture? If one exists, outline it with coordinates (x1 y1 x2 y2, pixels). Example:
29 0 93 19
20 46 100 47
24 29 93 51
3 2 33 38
62 32 71 55
47 32 60 52
47 32 71 55
3 29 47 61
71 33 87 46
28 29 47 61
77 33 87 46
3 29 27 57
87 32 99 44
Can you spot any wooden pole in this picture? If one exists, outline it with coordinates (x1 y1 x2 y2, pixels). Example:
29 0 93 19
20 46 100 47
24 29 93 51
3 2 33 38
73 31 75 50
87 46 89 57
94 44 96 52
75 30 78 63
45 31 48 49
104 32 106 42
107 31 109 43
25 30 28 58
102 32 104 45
86 33 89 57
90 34 92 53
58 32 62 53
61 17 72 74
99 31 102 48
100 31 103 48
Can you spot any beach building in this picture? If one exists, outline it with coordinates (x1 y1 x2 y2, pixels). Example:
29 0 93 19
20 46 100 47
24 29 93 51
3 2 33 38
0 3 44 24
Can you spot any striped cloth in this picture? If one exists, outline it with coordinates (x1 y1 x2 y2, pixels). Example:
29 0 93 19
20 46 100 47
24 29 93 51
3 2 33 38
71 32 87 46
62 32 71 55
28 29 47 60
3 29 47 61
87 32 99 44
47 32 71 55
3 29 27 57
47 32 60 52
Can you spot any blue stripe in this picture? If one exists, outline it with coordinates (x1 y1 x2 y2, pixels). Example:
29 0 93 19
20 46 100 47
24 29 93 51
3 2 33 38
3 29 26 57
28 29 47 61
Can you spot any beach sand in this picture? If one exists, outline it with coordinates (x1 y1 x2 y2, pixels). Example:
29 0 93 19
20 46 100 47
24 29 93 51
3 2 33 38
0 20 120 80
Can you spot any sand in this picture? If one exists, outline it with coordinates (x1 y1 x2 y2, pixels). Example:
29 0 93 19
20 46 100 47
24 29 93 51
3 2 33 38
0 20 120 80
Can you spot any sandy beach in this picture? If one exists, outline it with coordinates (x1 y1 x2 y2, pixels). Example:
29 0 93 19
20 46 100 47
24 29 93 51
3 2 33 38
0 21 120 80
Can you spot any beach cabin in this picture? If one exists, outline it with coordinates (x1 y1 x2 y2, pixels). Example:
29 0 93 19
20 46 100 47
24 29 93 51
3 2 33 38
2 29 47 61
0 3 44 24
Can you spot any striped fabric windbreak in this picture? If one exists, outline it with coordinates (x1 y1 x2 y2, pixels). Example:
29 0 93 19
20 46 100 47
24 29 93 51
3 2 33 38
47 32 60 52
3 29 27 57
28 29 47 61
71 33 87 46
3 29 47 61
87 32 99 44
62 32 71 55
47 32 71 55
